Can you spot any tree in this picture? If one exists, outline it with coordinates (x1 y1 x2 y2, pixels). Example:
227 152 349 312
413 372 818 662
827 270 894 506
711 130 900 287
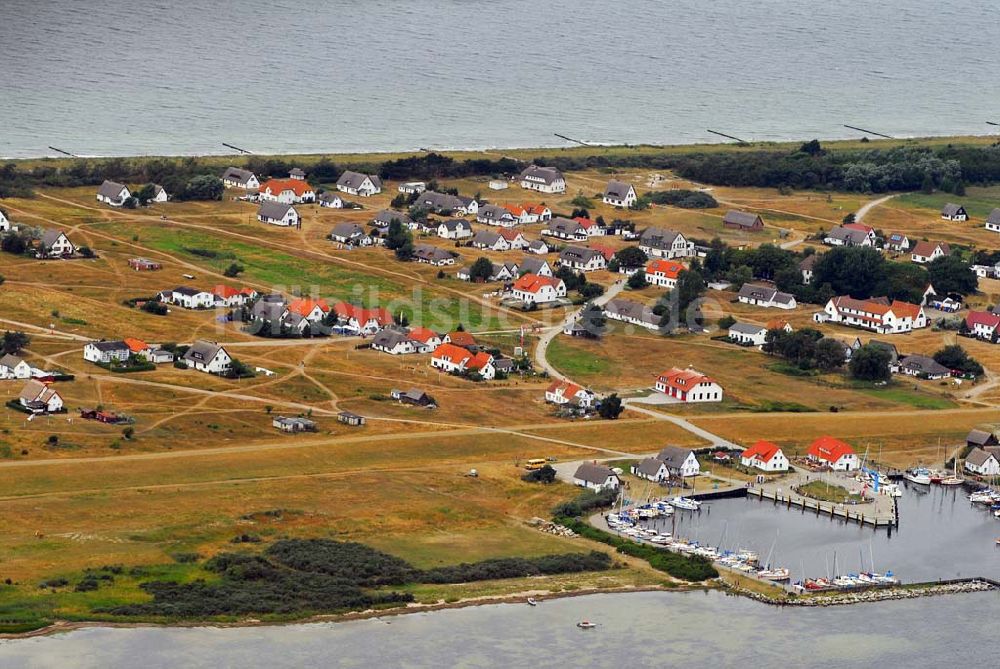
122 426 135 440
598 394 624 420
927 256 978 296
849 344 892 382
718 315 736 330
522 464 557 484
799 139 823 156
578 302 606 337
134 184 156 205
811 246 887 298
394 240 414 261
626 270 647 290
814 338 846 371
2 330 30 354
468 257 494 283
674 268 705 317
842 213 856 224
613 246 648 270
579 282 605 300
384 219 412 252
77 246 95 258
178 175 224 201
1 232 29 255
223 262 245 278
933 344 983 377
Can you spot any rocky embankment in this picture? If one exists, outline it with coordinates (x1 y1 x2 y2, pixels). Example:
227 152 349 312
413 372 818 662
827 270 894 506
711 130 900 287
731 579 995 607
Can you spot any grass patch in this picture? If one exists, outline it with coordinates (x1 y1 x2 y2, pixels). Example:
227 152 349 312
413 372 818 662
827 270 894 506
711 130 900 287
547 337 611 378
856 386 956 410
766 362 820 377
795 480 866 504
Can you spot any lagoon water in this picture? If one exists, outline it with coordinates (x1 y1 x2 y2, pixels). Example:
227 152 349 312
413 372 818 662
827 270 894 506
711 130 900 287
2 0 1000 158
1 590 997 668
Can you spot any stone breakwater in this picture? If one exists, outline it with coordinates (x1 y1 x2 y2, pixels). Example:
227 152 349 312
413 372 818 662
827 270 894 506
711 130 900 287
731 579 996 607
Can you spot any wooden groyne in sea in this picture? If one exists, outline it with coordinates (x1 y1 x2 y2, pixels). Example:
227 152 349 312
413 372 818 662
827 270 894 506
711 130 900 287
746 486 898 528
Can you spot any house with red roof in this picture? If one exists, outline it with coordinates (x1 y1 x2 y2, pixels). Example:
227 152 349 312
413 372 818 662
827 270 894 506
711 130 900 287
212 284 252 308
816 296 926 333
654 368 723 403
645 259 685 288
444 331 477 348
740 440 789 472
287 298 330 323
430 343 495 379
545 379 596 408
408 327 443 349
505 203 551 225
965 310 1000 342
258 178 315 204
332 302 393 335
511 273 567 305
910 241 951 264
806 436 858 471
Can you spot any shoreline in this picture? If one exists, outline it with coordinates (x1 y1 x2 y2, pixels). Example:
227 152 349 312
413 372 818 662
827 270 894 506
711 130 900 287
4 576 996 641
3 132 996 165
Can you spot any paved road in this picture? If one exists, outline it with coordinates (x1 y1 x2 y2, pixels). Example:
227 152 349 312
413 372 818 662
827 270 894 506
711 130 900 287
622 402 737 449
533 280 627 381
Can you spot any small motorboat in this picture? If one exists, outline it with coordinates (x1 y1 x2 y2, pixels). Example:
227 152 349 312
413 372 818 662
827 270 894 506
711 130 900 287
994 538 1000 545
757 568 791 582
577 621 597 629
669 497 701 511
527 598 538 607
903 468 931 485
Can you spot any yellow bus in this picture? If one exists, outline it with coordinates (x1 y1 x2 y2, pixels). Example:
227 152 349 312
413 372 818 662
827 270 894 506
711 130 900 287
524 458 547 470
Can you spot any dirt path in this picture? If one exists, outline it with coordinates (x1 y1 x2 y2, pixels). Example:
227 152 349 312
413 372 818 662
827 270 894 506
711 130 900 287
855 194 899 222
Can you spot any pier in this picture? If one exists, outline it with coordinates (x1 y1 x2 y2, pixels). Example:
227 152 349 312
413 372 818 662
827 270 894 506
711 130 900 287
746 484 898 528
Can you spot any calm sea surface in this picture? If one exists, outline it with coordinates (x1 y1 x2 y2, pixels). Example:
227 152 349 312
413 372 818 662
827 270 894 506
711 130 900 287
2 0 999 158
1 590 997 668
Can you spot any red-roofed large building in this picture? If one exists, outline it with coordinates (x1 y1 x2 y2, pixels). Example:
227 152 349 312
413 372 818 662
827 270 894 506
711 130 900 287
816 296 927 334
430 343 495 379
654 368 723 403
740 440 789 472
511 273 567 305
806 436 858 471
645 259 685 288
545 380 596 408
966 310 1000 342
258 178 316 204
332 302 393 334
287 298 330 323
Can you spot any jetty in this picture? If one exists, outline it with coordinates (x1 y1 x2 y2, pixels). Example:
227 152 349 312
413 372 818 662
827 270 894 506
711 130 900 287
747 482 898 528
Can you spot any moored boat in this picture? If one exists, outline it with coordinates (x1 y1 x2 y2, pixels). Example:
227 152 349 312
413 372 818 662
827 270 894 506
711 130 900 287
669 497 701 510
757 567 790 582
903 468 932 485
577 621 597 629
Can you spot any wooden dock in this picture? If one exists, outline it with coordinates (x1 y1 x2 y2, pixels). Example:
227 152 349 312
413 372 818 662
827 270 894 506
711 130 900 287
747 486 898 528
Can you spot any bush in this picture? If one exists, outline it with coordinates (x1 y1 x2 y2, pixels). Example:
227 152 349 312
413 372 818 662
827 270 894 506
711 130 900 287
645 189 718 209
552 487 618 518
417 551 611 584
522 464 557 484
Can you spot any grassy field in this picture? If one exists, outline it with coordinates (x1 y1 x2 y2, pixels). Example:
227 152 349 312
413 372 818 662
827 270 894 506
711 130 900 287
1 142 1000 630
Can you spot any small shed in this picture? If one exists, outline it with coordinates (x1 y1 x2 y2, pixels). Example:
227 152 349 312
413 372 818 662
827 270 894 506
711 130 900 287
337 411 366 427
272 416 317 433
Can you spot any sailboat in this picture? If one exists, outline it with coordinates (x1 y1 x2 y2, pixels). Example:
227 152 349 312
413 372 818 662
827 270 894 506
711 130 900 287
940 458 963 486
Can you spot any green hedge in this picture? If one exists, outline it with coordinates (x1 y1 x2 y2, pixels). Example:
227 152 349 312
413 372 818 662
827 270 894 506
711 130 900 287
555 516 718 582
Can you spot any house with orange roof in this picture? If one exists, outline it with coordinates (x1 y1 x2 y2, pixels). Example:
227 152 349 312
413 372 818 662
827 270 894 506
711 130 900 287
511 273 567 305
332 302 394 335
765 319 793 333
645 259 685 288
408 326 443 349
654 368 723 403
444 331 476 348
506 204 551 224
287 298 330 324
258 178 315 204
910 240 951 264
965 311 1000 342
544 379 596 408
806 436 858 471
816 296 927 333
430 343 495 379
740 440 789 472
212 284 252 308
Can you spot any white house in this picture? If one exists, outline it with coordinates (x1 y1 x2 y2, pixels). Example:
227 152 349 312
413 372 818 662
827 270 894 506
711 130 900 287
0 209 10 232
318 192 344 208
506 204 551 225
527 240 550 255
330 222 372 246
96 180 131 207
182 340 232 374
965 311 1000 342
632 458 670 482
438 219 473 240
398 182 426 194
511 273 566 304
941 203 968 221
336 170 382 197
884 233 911 252
572 462 620 492
986 209 1000 233
83 340 131 365
729 322 768 347
806 437 858 471
476 204 518 227
168 286 215 309
639 227 694 259
413 244 456 266
965 448 1000 476
657 446 701 478
602 298 660 330
545 379 596 408
737 283 796 310
221 167 260 189
824 224 875 247
257 202 300 227
258 178 315 204
910 241 950 264
37 230 75 258
603 180 637 208
430 343 495 379
816 296 926 334
18 380 63 414
655 368 723 403
519 257 553 277
558 246 606 272
740 440 789 472
0 354 31 380
644 259 684 288
519 165 566 194
149 184 169 202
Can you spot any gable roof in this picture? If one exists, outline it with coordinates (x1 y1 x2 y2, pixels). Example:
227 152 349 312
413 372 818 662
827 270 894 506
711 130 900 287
897 354 950 376
639 227 684 250
988 208 1000 225
646 259 684 278
432 342 475 365
0 353 25 369
730 322 767 335
910 240 950 257
123 337 149 353
657 445 694 469
741 440 783 463
183 340 224 363
257 201 297 219
723 210 763 228
331 222 367 239
447 331 476 347
287 298 330 318
520 165 564 185
40 229 69 247
966 310 1000 330
337 170 381 190
413 244 455 262
559 246 603 264
221 167 256 184
798 254 819 271
966 447 997 468
373 209 414 226
635 457 667 477
513 273 562 294
967 429 998 446
89 340 130 353
603 298 659 326
806 436 855 463
98 180 129 199
604 180 634 198
941 202 965 216
260 178 313 197
573 462 617 485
